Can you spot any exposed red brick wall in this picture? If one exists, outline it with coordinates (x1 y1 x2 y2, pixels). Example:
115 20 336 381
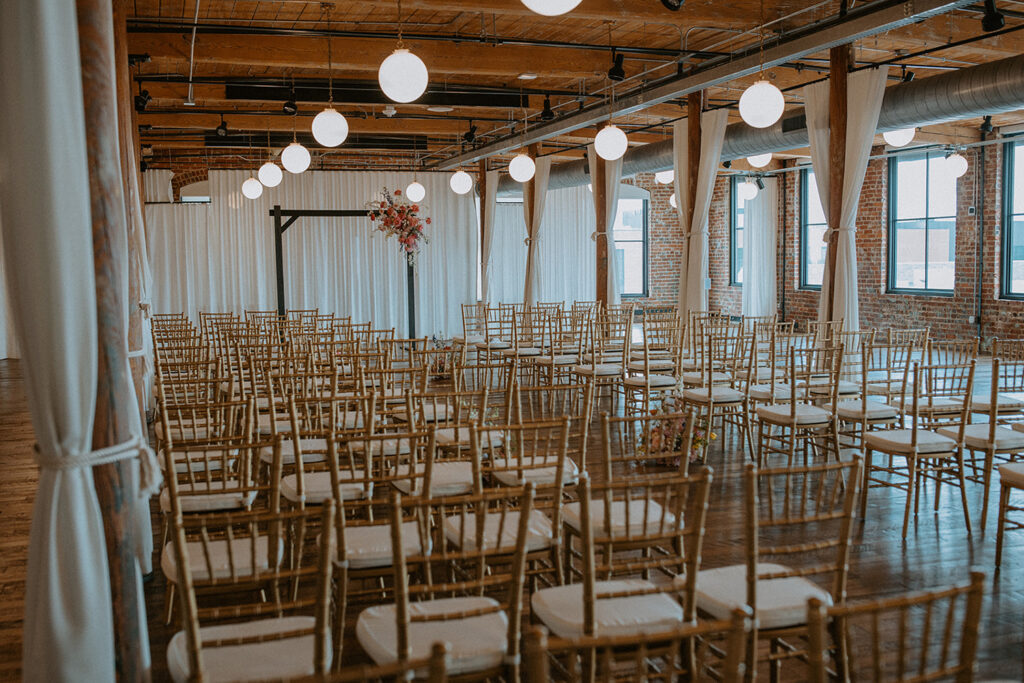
169 168 209 201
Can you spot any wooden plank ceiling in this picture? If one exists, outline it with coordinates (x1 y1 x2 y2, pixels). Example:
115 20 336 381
128 0 1024 171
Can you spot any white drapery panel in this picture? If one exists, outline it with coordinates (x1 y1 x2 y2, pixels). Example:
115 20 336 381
0 1 116 679
675 111 729 313
522 157 552 305
481 170 500 303
0 213 20 359
146 170 476 337
587 146 623 305
741 177 779 318
805 67 889 331
486 201 528 305
142 169 173 203
536 185 596 304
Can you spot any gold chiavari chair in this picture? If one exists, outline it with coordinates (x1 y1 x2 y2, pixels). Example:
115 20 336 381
695 459 861 682
863 361 976 539
927 338 979 365
524 609 751 683
300 642 450 682
166 502 336 681
402 387 491 452
827 342 903 455
536 312 586 387
511 380 594 478
806 571 985 683
598 410 697 480
354 485 536 679
454 302 488 364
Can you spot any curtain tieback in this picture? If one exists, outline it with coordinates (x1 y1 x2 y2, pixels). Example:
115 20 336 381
127 348 147 359
524 238 534 246
34 435 162 498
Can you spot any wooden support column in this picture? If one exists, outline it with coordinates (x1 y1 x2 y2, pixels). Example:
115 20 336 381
685 91 705 229
77 0 150 680
594 152 609 305
523 144 540 304
478 160 488 301
825 44 851 323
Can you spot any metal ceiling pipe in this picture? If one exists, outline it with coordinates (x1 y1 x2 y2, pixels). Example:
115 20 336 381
498 53 1024 195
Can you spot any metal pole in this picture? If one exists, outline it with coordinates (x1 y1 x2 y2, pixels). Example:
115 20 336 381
407 260 416 337
274 204 285 316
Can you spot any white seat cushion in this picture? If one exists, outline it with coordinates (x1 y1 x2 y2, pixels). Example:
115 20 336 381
257 413 293 435
159 483 257 513
682 387 745 404
756 404 831 426
573 363 622 376
623 374 677 388
280 470 369 504
962 394 1024 414
937 424 1024 451
349 438 412 456
491 457 579 487
829 399 899 421
864 429 957 455
476 340 510 350
536 355 579 366
260 438 328 466
392 403 453 423
341 521 427 569
500 347 541 357
167 616 326 683
453 335 485 345
392 461 475 497
531 580 684 639
443 510 554 553
434 427 504 449
691 563 832 630
163 450 236 474
156 421 217 443
357 597 508 676
563 499 681 538
627 359 675 372
999 462 1024 488
749 383 797 401
161 535 284 583
681 371 732 385
807 380 860 395
894 396 963 414
1014 422 1024 434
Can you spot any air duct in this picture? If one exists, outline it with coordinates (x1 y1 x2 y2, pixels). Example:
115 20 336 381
498 53 1024 194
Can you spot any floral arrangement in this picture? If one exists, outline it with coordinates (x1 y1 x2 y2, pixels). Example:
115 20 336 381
636 399 714 467
367 187 430 265
428 335 453 379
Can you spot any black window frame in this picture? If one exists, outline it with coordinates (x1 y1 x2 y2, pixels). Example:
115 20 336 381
800 168 826 291
729 177 743 287
614 196 650 299
1002 137 1024 300
886 152 957 296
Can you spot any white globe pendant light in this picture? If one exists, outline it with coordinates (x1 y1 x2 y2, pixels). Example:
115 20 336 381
946 152 969 178
883 127 916 147
241 176 263 199
669 193 677 209
739 79 785 129
258 161 283 187
520 0 582 15
311 107 349 147
509 154 536 183
450 170 473 195
654 170 674 185
594 124 628 161
406 181 426 202
747 152 772 168
281 141 311 174
737 180 759 202
379 49 429 103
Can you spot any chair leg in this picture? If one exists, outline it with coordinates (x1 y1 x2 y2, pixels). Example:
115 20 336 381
860 450 873 520
164 581 176 625
981 449 994 533
996 483 1010 569
956 452 973 536
902 457 918 540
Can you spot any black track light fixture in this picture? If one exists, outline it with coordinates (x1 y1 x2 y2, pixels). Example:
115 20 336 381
608 52 626 82
982 0 1005 32
660 0 684 9
282 95 298 116
981 115 994 134
722 160 732 169
540 96 555 121
134 89 151 112
463 121 477 144
900 65 915 82
755 176 765 190
215 116 229 137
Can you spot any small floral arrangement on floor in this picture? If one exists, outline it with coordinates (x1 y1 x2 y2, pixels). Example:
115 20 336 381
636 399 714 467
367 187 430 265
428 336 453 379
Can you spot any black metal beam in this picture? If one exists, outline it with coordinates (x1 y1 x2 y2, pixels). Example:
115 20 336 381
226 81 528 109
204 132 430 152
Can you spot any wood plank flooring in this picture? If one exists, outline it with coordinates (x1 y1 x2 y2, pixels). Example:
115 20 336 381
1 358 1022 680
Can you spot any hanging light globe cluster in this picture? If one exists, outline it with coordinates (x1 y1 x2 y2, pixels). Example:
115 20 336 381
739 79 785 129
747 152 772 168
883 127 916 147
737 179 759 201
595 124 629 161
655 170 674 185
519 0 581 15
946 150 969 178
450 170 473 195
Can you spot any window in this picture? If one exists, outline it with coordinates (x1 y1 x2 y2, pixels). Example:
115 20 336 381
888 153 957 293
612 185 649 297
800 169 828 289
730 177 744 285
1003 138 1024 298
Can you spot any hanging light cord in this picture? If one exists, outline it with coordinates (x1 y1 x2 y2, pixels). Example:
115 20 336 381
396 0 405 48
325 5 334 105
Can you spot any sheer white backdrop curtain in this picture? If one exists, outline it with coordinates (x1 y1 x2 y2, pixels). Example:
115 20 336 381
146 170 477 337
522 157 552 305
481 169 500 303
142 169 173 203
485 185 595 305
0 214 20 359
805 67 889 330
674 111 729 313
588 145 623 305
741 177 779 317
1 1 117 678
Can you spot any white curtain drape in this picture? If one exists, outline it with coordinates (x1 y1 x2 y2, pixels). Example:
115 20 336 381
146 171 476 338
481 170 500 304
0 1 115 679
805 67 889 331
587 146 623 305
741 177 779 317
0 213 20 359
522 157 552 305
675 111 729 313
142 169 173 203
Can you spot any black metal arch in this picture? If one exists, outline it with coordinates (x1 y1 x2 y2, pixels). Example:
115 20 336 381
270 205 416 336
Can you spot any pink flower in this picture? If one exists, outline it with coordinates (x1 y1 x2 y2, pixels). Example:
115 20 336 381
394 189 402 196
425 218 432 225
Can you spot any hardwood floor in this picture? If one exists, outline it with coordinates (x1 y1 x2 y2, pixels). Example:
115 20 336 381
1 358 1022 680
